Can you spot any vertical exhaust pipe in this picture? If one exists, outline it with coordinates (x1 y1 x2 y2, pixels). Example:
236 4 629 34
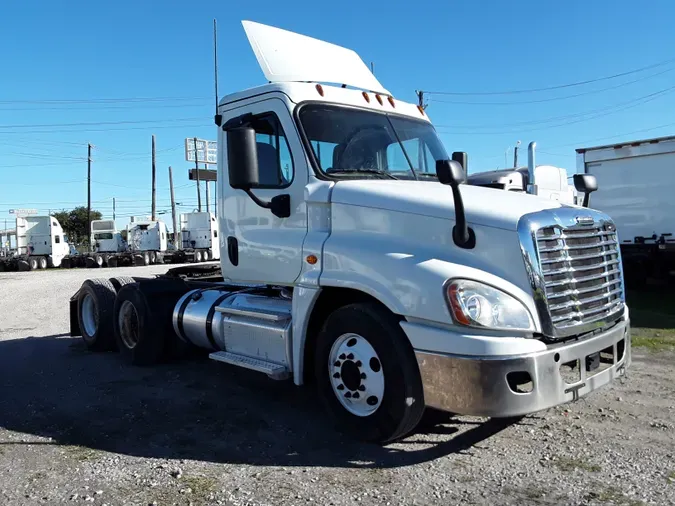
527 141 538 195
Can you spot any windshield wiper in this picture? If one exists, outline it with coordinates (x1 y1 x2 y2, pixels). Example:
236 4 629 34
330 169 398 180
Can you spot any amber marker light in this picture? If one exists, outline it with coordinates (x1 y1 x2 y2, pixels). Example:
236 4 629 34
316 84 324 96
306 255 318 265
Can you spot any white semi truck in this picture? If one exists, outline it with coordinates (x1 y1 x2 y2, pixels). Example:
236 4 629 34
125 220 169 265
577 135 675 287
166 212 220 263
0 215 71 271
468 142 579 205
68 20 631 444
87 219 128 267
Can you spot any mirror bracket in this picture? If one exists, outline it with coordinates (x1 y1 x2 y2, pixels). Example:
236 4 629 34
244 190 291 219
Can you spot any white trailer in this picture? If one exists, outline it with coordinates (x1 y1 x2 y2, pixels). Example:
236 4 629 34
577 135 675 286
0 216 71 270
69 20 630 444
126 220 168 265
167 212 220 263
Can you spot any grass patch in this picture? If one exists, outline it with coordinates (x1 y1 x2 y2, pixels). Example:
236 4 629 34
554 456 601 473
63 445 100 462
180 475 217 498
585 486 644 505
632 328 675 352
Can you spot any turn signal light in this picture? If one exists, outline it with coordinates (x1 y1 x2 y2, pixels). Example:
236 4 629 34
306 255 318 265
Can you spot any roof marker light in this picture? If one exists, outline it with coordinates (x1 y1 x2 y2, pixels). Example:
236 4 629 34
316 84 324 96
362 91 370 103
417 105 425 116
387 96 395 108
375 94 383 105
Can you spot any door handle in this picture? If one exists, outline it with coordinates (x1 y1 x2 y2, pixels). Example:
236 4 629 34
227 236 238 266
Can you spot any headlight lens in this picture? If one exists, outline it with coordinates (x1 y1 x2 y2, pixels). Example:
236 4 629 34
446 279 534 331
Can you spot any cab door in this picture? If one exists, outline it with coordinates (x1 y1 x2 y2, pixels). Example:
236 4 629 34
219 97 308 285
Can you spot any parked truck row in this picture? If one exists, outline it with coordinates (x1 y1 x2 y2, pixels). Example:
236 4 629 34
68 20 630 444
0 211 220 271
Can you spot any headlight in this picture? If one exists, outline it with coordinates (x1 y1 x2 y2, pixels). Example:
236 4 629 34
445 279 534 331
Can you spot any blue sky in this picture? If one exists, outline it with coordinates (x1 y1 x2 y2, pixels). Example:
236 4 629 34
1 0 675 230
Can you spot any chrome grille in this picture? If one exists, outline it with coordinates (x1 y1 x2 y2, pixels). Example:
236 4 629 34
535 221 624 335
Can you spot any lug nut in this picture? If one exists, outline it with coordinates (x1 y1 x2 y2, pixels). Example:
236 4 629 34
355 360 362 367
352 392 360 399
333 372 340 379
339 354 346 360
360 372 367 380
347 353 354 360
334 361 341 367
358 385 366 391
337 384 344 390
345 392 352 398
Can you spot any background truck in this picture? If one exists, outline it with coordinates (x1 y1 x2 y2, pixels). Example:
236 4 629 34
87 219 128 267
577 135 675 287
68 19 630 445
125 220 169 266
166 212 220 263
468 142 579 205
0 216 71 270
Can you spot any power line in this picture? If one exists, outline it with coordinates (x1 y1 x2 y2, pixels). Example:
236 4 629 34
0 117 205 130
424 57 675 96
429 66 675 105
0 96 210 105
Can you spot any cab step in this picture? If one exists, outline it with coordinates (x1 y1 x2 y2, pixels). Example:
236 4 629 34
208 351 290 380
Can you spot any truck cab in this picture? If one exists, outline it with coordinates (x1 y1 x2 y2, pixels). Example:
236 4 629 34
70 20 631 444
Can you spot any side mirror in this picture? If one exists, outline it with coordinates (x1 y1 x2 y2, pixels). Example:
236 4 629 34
436 159 466 187
227 127 259 190
225 126 291 219
573 174 598 208
436 159 474 249
451 151 468 175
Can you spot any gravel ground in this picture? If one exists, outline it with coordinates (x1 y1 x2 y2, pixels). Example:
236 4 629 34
1 267 674 506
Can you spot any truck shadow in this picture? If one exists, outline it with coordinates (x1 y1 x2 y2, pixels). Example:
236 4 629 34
0 335 523 469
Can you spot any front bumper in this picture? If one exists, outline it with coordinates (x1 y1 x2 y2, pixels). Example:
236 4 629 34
414 319 630 418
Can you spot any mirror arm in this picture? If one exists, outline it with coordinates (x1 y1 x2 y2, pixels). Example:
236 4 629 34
450 184 476 249
243 189 291 219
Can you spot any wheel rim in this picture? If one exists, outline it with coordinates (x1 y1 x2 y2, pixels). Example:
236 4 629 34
40 258 47 268
30 259 38 269
96 256 103 266
328 333 385 417
81 293 98 338
118 300 140 349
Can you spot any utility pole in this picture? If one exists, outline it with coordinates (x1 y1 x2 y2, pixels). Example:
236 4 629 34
169 166 178 246
193 137 202 212
87 142 92 252
151 134 157 221
416 90 425 109
205 180 210 213
113 198 116 221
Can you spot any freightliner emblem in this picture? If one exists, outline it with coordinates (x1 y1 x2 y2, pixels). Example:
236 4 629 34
575 216 595 226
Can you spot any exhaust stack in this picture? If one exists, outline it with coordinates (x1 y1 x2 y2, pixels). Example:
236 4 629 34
527 141 538 195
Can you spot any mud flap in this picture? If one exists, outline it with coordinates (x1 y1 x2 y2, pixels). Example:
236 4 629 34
69 291 82 337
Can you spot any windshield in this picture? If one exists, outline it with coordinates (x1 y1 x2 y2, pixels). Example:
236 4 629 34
299 104 448 180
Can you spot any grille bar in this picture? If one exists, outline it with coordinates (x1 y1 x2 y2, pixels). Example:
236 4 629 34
534 219 624 337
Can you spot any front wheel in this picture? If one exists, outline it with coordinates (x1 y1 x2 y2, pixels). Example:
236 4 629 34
314 302 425 444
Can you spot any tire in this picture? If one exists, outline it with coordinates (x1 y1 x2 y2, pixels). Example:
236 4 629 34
77 278 118 352
314 302 425 444
95 254 104 267
113 279 189 365
108 256 118 268
18 260 30 271
38 257 48 269
142 252 150 266
149 251 157 264
85 256 97 268
194 250 202 263
108 276 138 293
61 258 71 269
29 257 39 271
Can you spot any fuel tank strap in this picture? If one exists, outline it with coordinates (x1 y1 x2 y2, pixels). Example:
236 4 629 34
205 292 232 350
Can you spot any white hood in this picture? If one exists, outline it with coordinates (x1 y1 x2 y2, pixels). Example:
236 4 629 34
330 180 564 231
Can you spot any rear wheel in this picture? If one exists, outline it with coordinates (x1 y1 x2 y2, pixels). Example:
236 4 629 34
107 256 118 268
77 278 118 351
38 257 48 269
149 251 157 264
314 302 425 444
29 257 39 271
142 252 150 266
194 250 203 263
95 254 104 267
108 276 138 292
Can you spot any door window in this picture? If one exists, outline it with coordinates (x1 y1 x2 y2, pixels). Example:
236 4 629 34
248 114 294 188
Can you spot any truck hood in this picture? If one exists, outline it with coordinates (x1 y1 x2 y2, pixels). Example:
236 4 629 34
330 180 564 231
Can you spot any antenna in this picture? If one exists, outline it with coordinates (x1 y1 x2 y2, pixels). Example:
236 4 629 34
213 18 222 126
